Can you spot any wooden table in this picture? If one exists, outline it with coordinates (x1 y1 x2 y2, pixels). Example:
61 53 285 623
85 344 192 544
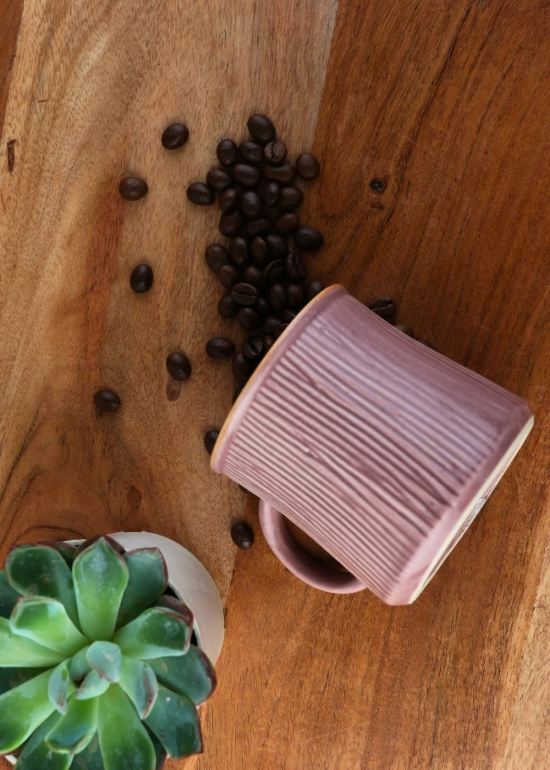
1 1 549 768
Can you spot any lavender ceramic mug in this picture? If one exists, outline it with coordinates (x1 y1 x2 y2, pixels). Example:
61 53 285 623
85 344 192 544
211 286 533 604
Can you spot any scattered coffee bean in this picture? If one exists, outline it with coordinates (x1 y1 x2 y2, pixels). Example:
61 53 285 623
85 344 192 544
233 163 262 188
219 188 240 214
285 252 307 281
255 297 270 316
119 177 148 201
264 162 296 184
265 233 289 259
243 265 264 289
275 323 289 337
205 243 230 272
264 206 280 223
207 167 232 193
206 337 235 359
286 283 305 308
166 352 192 381
245 218 271 238
231 282 259 306
417 338 435 350
296 152 320 181
232 352 255 382
231 521 254 549
306 279 325 301
241 335 265 361
282 308 298 322
264 141 287 164
394 323 414 337
368 297 396 319
263 335 275 351
238 307 261 330
187 182 214 205
217 138 239 167
239 140 264 164
240 190 263 219
219 210 243 237
238 485 254 495
218 264 240 289
263 259 285 285
262 315 283 335
277 186 304 210
130 264 154 293
294 226 324 250
230 237 250 267
369 178 386 194
251 236 269 266
94 389 121 412
161 123 189 150
268 283 286 311
204 429 220 455
261 181 280 207
233 386 244 403
218 293 239 318
275 212 300 234
247 114 275 143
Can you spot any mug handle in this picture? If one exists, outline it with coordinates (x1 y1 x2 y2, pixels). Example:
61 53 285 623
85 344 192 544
258 500 367 594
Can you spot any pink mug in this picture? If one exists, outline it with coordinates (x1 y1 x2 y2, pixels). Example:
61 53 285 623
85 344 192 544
211 286 533 604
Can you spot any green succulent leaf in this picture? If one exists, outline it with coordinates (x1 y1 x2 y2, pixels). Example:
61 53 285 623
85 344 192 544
6 544 79 628
70 733 105 770
69 646 92 681
112 608 192 660
153 594 193 627
49 661 76 714
75 670 110 700
14 710 73 770
98 684 156 770
119 656 158 719
45 694 99 754
39 541 78 567
145 727 167 770
73 538 129 641
0 666 49 696
0 669 55 753
10 597 89 656
148 646 216 705
144 684 203 758
116 549 168 628
0 617 66 667
86 642 122 683
0 569 21 619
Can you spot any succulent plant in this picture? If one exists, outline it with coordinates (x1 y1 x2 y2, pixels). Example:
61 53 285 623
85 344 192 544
0 536 216 769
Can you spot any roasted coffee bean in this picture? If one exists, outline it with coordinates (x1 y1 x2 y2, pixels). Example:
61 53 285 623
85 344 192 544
233 163 262 188
245 218 271 238
238 307 261 330
275 323 289 337
277 186 304 210
239 140 264 164
370 178 386 194
217 138 239 167
243 265 264 290
306 279 325 301
282 308 298 322
231 522 254 549
294 226 324 250
255 297 270 316
238 485 253 495
231 282 259 306
296 152 320 181
394 323 414 337
120 177 148 201
232 352 255 382
286 283 305 308
233 386 244 403
264 162 296 184
417 338 435 350
161 123 189 149
218 264 240 289
166 352 192 381
285 252 307 281
130 264 154 293
219 210 243 237
187 182 214 205
206 337 235 359
275 212 300 234
240 191 263 219
263 206 280 223
268 283 286 311
230 236 250 267
261 181 280 207
263 259 285 285
265 233 289 259
251 236 269 267
207 167 232 192
263 335 275 351
368 296 396 319
204 429 220 455
262 315 283 335
241 335 265 361
264 140 287 164
219 187 240 214
94 389 121 412
247 114 275 143
205 243 230 272
218 293 239 318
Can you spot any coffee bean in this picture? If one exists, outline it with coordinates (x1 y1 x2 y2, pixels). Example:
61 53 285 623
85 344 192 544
240 191 263 219
262 315 283 335
282 308 298 322
239 140 264 164
294 226 324 250
94 389 121 412
161 123 189 150
243 265 264 290
204 429 220 455
275 323 289 338
255 297 270 316
263 259 285 285
286 283 305 308
264 141 287 164
417 338 435 350
231 522 254 549
277 186 304 210
263 335 275 351
205 243 230 272
238 485 254 495
166 352 192 381
241 335 265 361
187 182 214 205
245 218 271 238
119 177 148 201
218 264 240 289
264 206 280 223
130 264 154 293
264 162 296 184
233 163 262 188
231 282 259 306
285 252 308 281
251 237 270 267
218 293 239 318
217 139 239 167
247 114 275 143
230 237 250 267
265 234 288 259
268 283 286 311
207 167 232 192
261 181 280 207
275 212 299 234
206 337 235 359
219 188 240 214
238 307 261 331
232 352 255 382
233 386 244 403
370 178 386 194
368 297 396 319
296 152 320 181
306 279 325 301
219 210 243 237
394 323 414 337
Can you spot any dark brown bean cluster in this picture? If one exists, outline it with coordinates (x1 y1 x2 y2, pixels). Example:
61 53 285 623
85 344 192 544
367 296 435 348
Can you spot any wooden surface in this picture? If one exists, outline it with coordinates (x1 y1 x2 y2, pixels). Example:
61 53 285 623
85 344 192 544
1 0 549 768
